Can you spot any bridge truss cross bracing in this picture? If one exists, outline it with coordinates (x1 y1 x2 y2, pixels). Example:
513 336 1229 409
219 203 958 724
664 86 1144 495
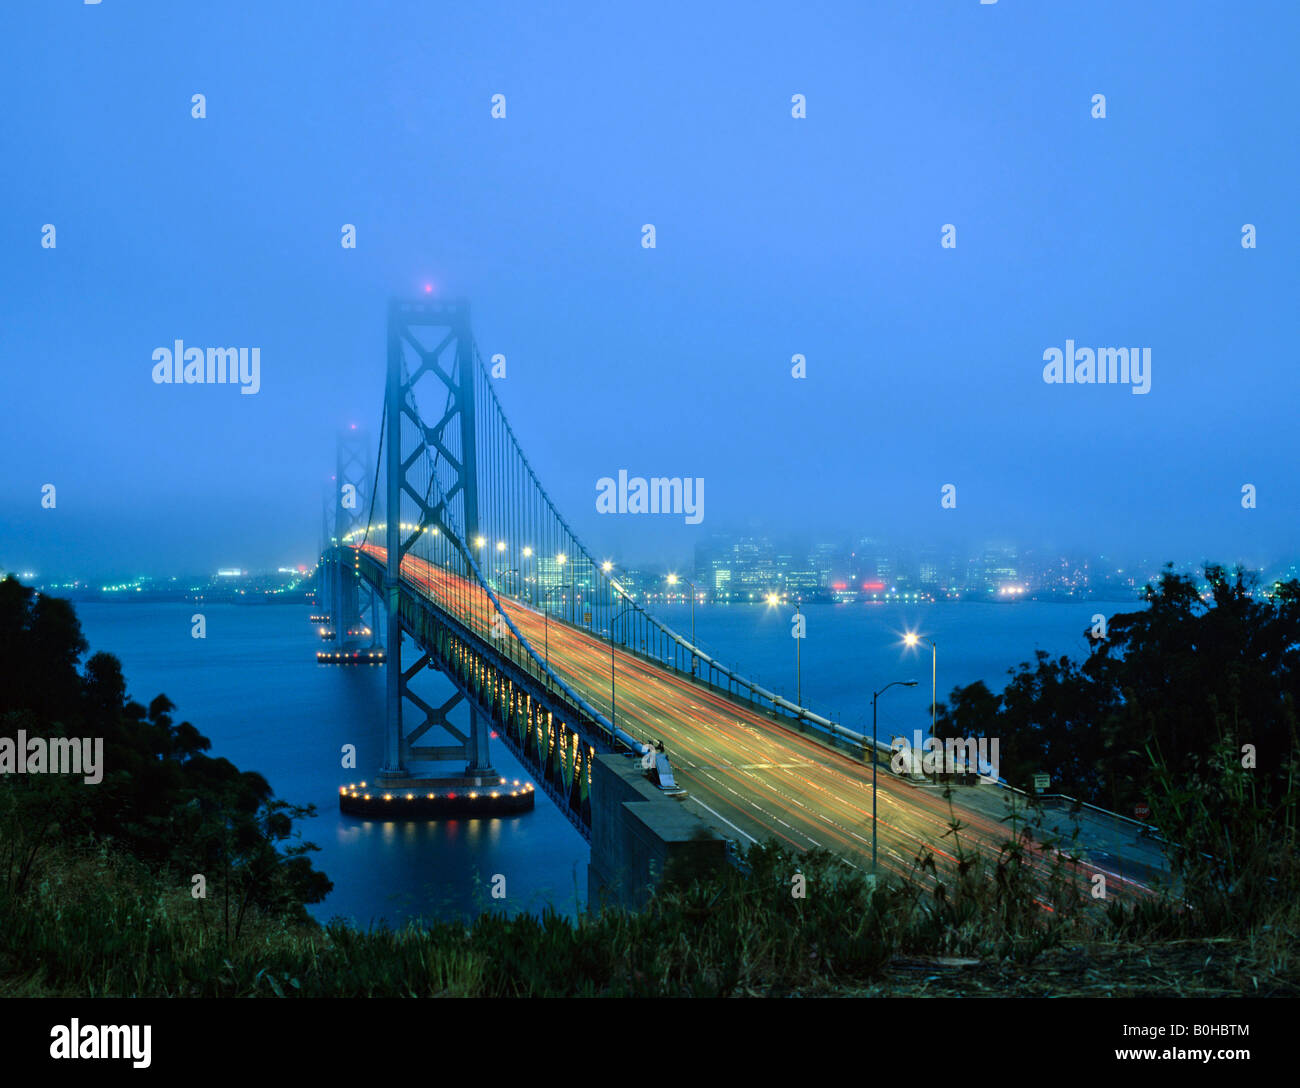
330 297 876 837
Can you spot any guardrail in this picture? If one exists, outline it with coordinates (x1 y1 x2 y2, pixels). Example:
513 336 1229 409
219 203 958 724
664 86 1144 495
999 779 1163 839
354 547 651 762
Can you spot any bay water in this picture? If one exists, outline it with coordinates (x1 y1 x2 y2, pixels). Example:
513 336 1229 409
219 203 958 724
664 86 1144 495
73 597 1137 928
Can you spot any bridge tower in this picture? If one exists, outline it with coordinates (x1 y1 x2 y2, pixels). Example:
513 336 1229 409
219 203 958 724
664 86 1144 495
333 425 380 652
379 298 496 785
311 483 334 628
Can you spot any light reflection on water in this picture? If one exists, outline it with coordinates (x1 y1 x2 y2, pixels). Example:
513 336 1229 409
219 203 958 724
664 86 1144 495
74 596 1136 928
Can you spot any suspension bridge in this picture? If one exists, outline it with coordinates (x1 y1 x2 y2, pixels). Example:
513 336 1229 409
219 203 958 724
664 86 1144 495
313 298 1167 902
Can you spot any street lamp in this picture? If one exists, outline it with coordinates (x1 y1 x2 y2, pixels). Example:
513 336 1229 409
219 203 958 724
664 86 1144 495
610 601 636 731
541 585 562 679
667 573 698 676
795 595 802 708
556 552 570 623
872 679 918 872
521 546 534 607
601 560 615 631
766 591 802 707
497 566 522 663
904 632 938 770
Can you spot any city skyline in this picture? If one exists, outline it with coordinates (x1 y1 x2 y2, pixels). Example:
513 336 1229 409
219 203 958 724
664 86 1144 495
14 530 1298 607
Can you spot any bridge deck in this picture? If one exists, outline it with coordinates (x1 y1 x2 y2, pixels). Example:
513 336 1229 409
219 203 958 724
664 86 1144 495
362 544 1167 896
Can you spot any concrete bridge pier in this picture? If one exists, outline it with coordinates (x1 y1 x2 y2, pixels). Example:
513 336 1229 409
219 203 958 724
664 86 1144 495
464 705 497 785
588 754 728 911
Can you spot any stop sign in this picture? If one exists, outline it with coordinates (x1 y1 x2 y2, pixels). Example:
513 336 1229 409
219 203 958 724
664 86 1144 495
1134 803 1151 820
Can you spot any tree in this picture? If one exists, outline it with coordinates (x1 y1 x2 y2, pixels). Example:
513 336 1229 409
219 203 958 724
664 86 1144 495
0 578 331 927
938 564 1300 813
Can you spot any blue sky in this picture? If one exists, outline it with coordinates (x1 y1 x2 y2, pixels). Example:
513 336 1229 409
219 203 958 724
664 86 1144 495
1 1 1297 578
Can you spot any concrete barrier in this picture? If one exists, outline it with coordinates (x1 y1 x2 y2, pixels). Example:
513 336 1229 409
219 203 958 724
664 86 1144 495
588 753 728 910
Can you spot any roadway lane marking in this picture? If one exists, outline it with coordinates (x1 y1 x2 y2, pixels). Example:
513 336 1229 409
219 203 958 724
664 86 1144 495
699 770 824 849
391 556 1034 878
690 798 759 845
691 771 803 849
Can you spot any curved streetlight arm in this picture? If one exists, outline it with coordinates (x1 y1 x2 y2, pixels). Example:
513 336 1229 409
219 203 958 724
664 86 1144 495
873 679 919 700
871 678 918 873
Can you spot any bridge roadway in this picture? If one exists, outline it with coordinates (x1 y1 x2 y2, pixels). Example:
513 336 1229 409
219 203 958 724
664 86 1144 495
360 544 1161 897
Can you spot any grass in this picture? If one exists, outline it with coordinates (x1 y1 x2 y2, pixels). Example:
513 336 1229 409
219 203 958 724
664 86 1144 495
3 770 1297 997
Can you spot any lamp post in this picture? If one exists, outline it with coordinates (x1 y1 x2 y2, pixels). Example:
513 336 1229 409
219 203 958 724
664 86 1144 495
492 568 522 666
542 585 563 682
610 602 636 731
872 679 918 872
667 573 698 676
795 595 802 708
904 633 938 773
765 590 802 708
556 552 571 624
601 559 615 635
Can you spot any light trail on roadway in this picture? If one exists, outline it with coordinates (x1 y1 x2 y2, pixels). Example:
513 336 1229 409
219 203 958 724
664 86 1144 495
359 544 1154 901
